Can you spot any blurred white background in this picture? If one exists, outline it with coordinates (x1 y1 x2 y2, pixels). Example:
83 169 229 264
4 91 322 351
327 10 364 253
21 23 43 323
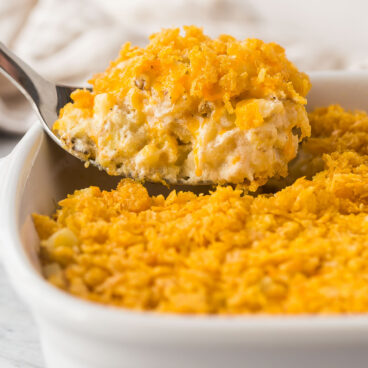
1 0 368 133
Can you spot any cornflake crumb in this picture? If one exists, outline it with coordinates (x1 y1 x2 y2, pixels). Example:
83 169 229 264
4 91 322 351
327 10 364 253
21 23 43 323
35 105 368 314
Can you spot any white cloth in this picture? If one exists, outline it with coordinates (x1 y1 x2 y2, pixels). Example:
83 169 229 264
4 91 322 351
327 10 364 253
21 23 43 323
1 0 367 133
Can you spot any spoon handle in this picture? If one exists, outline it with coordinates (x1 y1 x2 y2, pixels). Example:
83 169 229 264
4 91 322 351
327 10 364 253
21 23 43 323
0 42 52 110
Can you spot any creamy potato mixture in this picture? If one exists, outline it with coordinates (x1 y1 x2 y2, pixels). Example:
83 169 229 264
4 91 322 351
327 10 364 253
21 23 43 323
54 26 310 188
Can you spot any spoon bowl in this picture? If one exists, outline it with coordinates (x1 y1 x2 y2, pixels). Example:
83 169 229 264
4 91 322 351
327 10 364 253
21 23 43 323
0 42 81 149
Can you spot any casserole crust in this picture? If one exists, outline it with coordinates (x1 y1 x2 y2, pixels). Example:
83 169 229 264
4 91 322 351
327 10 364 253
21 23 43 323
35 105 368 314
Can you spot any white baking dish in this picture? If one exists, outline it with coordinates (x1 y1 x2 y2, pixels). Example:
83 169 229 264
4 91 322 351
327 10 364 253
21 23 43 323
2 71 368 368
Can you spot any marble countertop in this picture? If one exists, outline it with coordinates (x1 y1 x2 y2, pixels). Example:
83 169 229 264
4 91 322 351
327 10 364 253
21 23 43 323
0 133 44 368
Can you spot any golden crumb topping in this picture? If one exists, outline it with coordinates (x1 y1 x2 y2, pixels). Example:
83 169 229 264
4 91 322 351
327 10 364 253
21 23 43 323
306 104 368 155
276 104 368 187
36 105 368 314
89 26 310 108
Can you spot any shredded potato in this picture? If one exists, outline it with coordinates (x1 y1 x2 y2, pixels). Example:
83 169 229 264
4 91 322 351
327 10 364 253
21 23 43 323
35 105 368 314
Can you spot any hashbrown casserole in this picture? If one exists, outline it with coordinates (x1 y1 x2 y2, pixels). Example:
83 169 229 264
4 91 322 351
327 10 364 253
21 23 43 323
35 105 368 314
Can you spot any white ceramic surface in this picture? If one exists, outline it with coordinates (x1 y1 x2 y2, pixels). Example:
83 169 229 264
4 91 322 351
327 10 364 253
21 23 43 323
0 135 44 368
2 71 368 368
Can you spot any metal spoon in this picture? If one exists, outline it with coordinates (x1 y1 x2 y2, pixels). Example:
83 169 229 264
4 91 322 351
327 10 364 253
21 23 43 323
0 42 79 149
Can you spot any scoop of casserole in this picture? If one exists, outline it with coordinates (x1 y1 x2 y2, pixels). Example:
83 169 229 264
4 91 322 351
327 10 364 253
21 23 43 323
53 26 311 189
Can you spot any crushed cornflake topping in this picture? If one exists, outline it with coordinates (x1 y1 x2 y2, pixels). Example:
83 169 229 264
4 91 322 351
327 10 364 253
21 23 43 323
89 26 310 107
35 105 368 314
